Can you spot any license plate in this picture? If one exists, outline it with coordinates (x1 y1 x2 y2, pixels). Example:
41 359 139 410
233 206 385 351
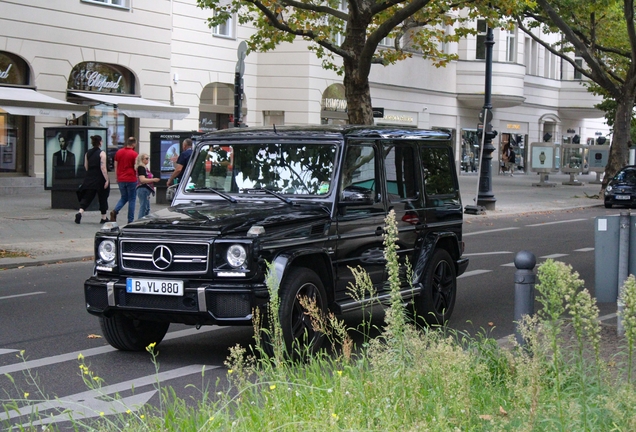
126 278 184 296
616 195 631 200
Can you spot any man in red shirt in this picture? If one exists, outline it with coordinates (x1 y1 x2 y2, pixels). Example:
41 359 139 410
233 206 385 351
110 137 139 224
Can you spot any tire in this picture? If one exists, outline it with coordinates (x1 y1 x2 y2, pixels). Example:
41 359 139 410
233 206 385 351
278 267 327 357
100 314 170 351
414 249 457 326
605 202 612 209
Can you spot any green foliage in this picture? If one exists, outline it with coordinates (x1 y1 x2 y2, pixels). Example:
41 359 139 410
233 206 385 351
8 249 636 430
196 0 522 123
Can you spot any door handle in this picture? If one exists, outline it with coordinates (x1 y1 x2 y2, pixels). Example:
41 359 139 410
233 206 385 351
375 227 384 236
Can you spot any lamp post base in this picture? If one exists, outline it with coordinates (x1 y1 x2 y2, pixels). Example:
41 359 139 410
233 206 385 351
464 205 486 215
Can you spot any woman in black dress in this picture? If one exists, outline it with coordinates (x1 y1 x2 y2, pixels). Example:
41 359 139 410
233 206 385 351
75 135 110 224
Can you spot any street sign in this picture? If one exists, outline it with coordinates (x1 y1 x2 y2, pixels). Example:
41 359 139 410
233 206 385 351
479 108 492 124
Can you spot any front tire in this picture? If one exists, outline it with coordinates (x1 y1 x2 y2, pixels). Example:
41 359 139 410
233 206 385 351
278 267 327 357
605 201 612 208
100 314 169 351
414 249 457 326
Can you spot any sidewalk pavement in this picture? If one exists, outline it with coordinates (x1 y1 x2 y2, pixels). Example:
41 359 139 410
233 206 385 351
0 171 606 269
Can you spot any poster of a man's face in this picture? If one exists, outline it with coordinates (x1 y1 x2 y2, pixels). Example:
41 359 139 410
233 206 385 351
45 128 86 190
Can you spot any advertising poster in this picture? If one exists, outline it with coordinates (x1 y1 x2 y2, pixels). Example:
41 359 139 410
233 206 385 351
588 148 609 171
44 127 107 190
160 135 182 181
44 128 86 190
531 144 554 171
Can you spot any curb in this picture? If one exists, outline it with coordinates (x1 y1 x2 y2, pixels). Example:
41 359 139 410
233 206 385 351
0 254 94 270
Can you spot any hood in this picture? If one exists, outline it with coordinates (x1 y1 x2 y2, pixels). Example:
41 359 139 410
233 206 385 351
123 201 331 235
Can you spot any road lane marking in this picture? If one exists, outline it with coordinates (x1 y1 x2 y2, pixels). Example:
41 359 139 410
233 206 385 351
0 365 218 426
458 269 492 279
540 254 569 259
0 327 221 375
0 291 46 300
463 251 513 257
0 349 18 356
574 247 594 252
526 218 587 227
463 227 519 236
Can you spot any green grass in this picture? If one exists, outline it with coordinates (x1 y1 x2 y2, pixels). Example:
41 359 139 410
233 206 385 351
4 212 636 431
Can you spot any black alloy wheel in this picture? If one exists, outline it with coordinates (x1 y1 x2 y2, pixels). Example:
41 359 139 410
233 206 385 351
278 267 327 357
415 248 457 326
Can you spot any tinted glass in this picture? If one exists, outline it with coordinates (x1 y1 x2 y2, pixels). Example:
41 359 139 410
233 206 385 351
185 142 336 196
383 142 418 202
421 146 455 196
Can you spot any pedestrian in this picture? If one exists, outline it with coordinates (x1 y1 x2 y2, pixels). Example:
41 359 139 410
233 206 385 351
167 138 194 186
135 153 159 219
110 136 139 224
503 143 516 176
75 135 110 224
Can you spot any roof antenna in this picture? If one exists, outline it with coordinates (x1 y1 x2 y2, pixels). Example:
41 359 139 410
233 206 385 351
273 124 277 134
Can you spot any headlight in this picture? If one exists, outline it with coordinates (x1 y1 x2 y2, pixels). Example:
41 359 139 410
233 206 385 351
606 185 613 193
98 239 116 263
226 244 247 268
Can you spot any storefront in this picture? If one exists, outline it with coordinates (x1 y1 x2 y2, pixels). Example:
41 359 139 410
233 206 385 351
199 82 245 131
0 52 87 175
65 62 189 163
499 121 529 174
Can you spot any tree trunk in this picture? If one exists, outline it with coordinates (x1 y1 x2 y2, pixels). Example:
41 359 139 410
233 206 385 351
343 59 374 125
602 92 635 190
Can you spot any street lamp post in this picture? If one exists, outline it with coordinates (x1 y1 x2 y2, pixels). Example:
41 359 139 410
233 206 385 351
466 25 497 214
477 26 497 210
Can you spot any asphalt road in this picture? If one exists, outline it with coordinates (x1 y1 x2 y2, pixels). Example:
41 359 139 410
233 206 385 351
0 206 623 429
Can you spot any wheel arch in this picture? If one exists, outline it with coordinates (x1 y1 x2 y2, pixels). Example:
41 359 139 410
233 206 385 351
271 249 335 304
412 231 461 285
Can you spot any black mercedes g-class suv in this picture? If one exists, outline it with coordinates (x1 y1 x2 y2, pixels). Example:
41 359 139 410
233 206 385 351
84 125 468 352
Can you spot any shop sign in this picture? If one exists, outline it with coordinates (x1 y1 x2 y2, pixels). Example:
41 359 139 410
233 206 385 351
376 109 417 126
323 98 347 112
506 123 521 130
0 64 11 79
68 62 131 93
0 52 29 85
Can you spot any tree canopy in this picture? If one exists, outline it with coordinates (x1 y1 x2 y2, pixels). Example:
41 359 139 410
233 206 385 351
511 0 636 187
197 0 512 125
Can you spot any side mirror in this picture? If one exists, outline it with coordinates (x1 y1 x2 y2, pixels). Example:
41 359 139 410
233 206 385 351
339 185 374 207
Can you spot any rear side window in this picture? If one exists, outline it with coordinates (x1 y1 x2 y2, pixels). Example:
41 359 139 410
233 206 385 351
383 142 418 202
420 146 456 197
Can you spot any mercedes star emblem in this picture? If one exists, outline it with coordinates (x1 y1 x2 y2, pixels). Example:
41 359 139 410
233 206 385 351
152 245 173 270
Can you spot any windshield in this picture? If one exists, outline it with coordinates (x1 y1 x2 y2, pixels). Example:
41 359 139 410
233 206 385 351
184 142 337 197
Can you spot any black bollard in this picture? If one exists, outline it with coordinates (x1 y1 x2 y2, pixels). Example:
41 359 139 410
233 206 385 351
514 251 537 346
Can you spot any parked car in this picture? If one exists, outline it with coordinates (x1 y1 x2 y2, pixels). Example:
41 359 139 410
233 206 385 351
604 165 636 208
84 125 468 354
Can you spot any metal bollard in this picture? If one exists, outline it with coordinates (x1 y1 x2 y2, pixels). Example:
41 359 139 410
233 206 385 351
617 210 631 336
514 251 537 346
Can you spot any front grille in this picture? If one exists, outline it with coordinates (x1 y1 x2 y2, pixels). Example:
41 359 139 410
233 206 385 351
120 240 209 274
208 293 251 318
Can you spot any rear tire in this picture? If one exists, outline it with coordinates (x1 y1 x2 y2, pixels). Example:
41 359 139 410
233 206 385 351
100 314 169 351
414 249 457 326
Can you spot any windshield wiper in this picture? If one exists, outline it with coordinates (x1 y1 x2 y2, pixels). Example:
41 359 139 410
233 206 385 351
241 188 295 205
190 187 237 203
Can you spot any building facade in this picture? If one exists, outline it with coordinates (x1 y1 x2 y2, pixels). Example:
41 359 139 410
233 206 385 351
0 0 609 195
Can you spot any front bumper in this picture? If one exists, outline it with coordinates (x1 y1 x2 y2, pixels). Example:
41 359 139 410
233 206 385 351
84 276 269 326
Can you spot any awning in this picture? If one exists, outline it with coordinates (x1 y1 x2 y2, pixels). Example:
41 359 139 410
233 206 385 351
0 87 88 118
71 92 189 120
